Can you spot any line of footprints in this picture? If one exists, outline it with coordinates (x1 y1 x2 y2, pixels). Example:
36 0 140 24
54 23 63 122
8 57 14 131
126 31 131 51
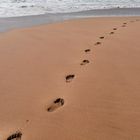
46 19 140 113
6 19 140 140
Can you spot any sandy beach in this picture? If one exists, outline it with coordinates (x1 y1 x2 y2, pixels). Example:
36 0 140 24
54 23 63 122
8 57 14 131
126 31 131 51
0 16 140 140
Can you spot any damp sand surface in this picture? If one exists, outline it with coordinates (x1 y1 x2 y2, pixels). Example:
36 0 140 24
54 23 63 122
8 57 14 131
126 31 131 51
0 17 140 140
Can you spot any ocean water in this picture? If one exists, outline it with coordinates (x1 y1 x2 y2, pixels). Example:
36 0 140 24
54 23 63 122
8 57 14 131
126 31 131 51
0 0 140 17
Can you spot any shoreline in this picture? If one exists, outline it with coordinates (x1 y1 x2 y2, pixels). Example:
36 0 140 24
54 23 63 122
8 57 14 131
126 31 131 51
0 7 140 32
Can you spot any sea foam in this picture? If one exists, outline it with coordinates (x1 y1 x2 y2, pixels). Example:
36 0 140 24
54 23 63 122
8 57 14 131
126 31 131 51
0 0 140 17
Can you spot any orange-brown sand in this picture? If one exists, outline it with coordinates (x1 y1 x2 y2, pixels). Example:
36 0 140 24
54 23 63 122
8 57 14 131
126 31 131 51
0 17 140 140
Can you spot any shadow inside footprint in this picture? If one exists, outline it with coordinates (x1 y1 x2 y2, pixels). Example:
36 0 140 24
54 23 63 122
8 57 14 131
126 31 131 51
113 28 117 30
123 22 127 25
66 74 75 83
95 42 101 45
80 60 90 65
99 36 104 39
110 32 114 34
85 49 91 53
47 98 64 112
7 131 22 140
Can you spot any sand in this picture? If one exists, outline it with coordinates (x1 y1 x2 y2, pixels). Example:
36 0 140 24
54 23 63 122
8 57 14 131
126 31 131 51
0 17 140 140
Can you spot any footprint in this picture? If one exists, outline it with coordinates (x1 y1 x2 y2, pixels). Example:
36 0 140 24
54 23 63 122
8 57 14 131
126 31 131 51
80 60 90 65
123 22 127 25
47 98 64 112
26 120 29 123
113 28 117 30
122 24 126 27
99 36 104 39
95 42 101 45
85 49 91 53
7 131 22 140
109 32 114 35
66 74 75 83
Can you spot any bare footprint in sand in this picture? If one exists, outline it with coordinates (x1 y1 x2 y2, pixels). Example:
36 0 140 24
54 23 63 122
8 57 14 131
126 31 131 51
123 22 127 25
26 120 29 123
85 49 91 53
80 60 90 65
66 74 75 83
122 23 127 27
7 131 22 140
113 28 117 30
122 24 126 27
110 32 114 35
47 98 64 112
95 42 101 45
99 36 104 39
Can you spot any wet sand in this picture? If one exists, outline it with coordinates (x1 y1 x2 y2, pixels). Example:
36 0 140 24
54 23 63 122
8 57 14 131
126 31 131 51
0 8 140 32
0 17 140 140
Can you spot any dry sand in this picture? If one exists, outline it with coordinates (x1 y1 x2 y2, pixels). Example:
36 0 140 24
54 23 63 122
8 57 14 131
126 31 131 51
0 17 140 140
